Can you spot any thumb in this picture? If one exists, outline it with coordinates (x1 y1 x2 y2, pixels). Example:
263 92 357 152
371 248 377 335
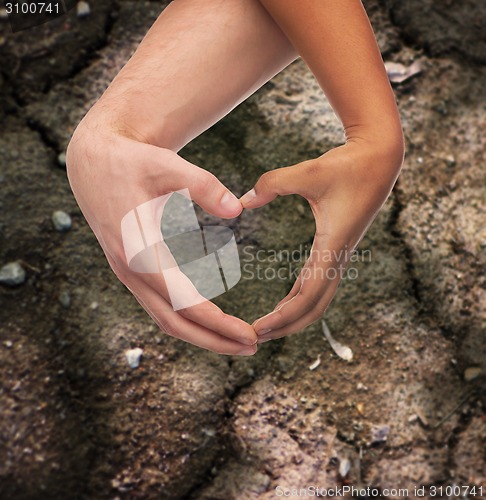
156 149 243 219
240 164 306 209
188 166 243 219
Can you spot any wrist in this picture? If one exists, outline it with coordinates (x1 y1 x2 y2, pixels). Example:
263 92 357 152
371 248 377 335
345 126 405 175
85 94 159 145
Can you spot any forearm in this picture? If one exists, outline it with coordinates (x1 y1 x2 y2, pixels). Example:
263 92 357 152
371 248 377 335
258 0 404 165
85 0 296 152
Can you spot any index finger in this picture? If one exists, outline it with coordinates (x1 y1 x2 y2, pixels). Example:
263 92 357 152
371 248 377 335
253 236 345 334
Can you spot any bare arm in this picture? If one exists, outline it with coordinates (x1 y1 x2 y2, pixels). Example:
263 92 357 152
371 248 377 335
242 0 405 339
67 0 297 355
88 0 297 151
257 0 403 153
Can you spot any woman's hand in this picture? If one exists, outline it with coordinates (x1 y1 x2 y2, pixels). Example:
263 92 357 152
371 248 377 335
66 112 258 355
240 140 404 341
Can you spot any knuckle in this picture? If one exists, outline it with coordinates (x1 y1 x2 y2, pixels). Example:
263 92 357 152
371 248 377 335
258 171 276 193
309 293 322 309
112 247 128 269
159 316 176 336
110 260 129 283
197 171 219 198
303 159 323 178
309 309 323 323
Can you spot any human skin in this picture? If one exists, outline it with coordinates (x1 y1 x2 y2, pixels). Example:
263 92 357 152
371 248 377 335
241 0 405 341
66 0 403 353
66 0 297 355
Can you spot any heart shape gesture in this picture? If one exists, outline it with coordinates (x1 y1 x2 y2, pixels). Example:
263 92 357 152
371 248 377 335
68 120 402 356
66 0 405 356
240 142 402 342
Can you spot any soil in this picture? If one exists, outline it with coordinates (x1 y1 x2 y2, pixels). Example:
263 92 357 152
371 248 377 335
0 1 485 499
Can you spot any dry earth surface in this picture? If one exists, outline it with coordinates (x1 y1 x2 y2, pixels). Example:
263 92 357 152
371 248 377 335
0 0 485 498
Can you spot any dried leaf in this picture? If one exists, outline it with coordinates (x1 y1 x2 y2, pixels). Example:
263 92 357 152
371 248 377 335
385 60 422 83
322 320 353 361
308 355 321 371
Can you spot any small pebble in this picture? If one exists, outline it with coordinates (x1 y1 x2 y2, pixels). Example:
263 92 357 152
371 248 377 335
370 425 390 445
125 348 143 369
51 210 72 232
57 152 67 168
0 262 26 286
89 301 99 310
445 154 456 167
464 366 482 382
0 7 8 20
76 1 90 17
58 291 71 308
338 458 351 478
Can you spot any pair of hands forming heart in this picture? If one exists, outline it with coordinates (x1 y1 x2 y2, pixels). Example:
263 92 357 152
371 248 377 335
67 116 403 356
65 0 406 356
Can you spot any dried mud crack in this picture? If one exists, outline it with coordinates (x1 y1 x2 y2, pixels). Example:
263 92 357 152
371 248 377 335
1 0 484 498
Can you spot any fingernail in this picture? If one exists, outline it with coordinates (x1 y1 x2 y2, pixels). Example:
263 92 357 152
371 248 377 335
240 188 256 206
240 335 258 346
220 191 242 213
257 337 272 344
237 345 257 356
257 328 272 335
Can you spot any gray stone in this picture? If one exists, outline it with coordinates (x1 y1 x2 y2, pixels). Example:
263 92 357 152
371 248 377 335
370 425 391 445
58 291 71 308
124 348 143 369
57 152 67 169
338 458 351 478
51 211 72 232
0 262 26 286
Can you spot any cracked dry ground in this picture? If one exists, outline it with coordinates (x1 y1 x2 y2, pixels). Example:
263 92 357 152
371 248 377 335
0 1 485 498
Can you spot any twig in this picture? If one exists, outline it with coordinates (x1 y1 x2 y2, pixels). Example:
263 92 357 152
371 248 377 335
432 390 475 429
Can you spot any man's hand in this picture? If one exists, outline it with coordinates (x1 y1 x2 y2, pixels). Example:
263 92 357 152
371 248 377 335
66 0 297 354
67 118 258 355
241 141 403 341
